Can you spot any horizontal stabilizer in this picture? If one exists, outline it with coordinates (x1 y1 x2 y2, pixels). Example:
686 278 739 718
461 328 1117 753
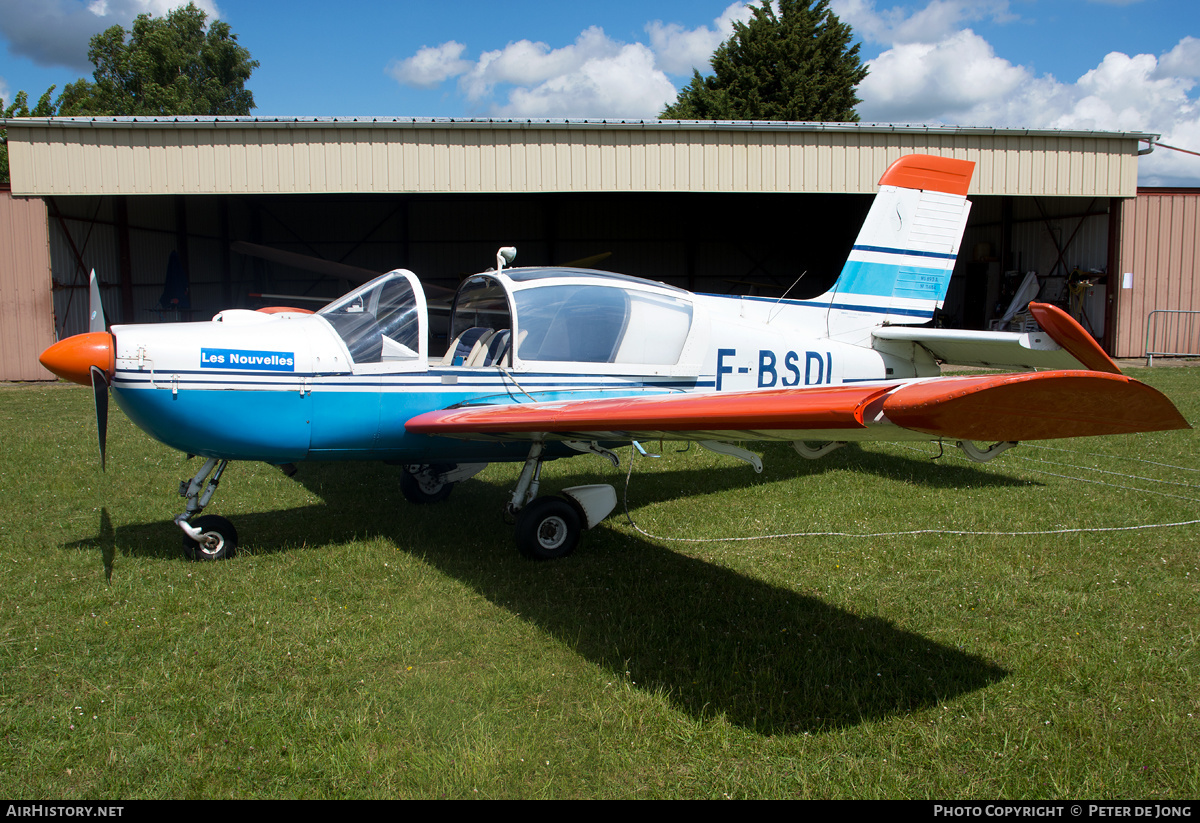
883 371 1190 441
873 327 1087 371
873 302 1121 374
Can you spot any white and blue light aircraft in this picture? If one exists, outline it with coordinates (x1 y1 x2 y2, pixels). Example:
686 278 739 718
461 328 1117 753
40 155 1189 561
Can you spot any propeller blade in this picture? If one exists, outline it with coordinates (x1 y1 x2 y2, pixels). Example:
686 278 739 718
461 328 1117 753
88 269 107 333
90 365 109 471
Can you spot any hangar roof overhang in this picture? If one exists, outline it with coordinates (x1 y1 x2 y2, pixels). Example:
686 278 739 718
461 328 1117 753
2 116 1156 199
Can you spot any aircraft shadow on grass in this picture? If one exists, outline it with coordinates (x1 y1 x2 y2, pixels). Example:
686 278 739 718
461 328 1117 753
614 440 1037 505
73 451 1011 735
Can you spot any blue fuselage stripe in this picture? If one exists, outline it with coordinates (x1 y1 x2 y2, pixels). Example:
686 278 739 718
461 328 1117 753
850 244 957 260
835 260 951 300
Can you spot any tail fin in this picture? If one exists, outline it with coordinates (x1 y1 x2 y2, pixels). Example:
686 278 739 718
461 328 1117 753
820 155 975 344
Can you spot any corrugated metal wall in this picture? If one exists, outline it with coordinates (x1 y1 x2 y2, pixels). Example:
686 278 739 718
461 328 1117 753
1114 190 1200 359
951 195 1114 337
0 190 55 380
49 195 222 337
47 196 119 339
8 121 1142 198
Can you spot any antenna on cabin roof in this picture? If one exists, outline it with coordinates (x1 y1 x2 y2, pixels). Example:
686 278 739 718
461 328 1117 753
496 247 517 271
768 270 807 323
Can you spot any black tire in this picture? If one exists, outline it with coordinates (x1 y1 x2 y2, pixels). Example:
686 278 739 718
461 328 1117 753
399 465 455 504
182 515 238 561
515 496 582 561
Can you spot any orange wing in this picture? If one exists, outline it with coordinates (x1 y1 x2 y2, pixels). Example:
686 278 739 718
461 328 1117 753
406 371 1189 443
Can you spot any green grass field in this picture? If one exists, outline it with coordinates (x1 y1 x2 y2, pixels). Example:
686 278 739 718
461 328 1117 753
1 368 1197 798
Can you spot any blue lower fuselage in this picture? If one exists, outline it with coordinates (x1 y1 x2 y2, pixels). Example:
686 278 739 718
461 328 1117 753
112 367 700 464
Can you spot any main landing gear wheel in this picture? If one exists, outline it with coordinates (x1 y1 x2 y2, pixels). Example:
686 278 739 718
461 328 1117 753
515 496 582 561
182 515 238 561
400 465 455 504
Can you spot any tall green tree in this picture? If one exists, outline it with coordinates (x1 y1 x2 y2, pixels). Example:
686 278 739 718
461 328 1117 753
57 2 258 117
2 3 256 182
660 0 868 122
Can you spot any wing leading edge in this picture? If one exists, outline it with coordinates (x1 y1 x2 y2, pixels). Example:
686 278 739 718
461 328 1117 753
406 371 1189 445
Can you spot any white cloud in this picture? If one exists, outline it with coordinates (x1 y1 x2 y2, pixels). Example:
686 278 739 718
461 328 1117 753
459 28 625 103
831 0 1011 46
391 25 678 118
495 42 676 118
842 0 1200 184
386 6 775 118
1057 51 1193 132
857 33 1200 182
0 0 220 72
0 77 10 107
387 42 472 89
1157 36 1200 79
858 29 1029 122
645 1 754 75
385 4 781 118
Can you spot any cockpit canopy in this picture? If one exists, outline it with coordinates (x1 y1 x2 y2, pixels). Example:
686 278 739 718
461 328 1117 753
450 268 694 367
318 266 696 371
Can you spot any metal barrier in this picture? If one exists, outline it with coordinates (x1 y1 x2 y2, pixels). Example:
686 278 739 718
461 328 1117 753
1145 309 1200 365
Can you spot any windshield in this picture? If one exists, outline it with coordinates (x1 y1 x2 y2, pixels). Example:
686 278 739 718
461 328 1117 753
319 271 423 363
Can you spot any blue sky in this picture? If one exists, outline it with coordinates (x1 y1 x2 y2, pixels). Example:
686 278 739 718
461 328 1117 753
2 0 1199 183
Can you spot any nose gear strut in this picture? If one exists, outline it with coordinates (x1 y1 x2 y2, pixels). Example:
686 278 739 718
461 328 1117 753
175 458 234 558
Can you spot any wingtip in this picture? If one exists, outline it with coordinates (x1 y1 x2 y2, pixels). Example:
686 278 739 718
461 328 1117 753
883 371 1190 440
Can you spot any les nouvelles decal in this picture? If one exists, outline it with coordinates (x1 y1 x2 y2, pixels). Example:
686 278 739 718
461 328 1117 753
201 348 295 372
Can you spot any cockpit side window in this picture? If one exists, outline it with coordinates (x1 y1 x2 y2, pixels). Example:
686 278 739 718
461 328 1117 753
514 285 692 366
446 275 694 368
321 304 383 363
515 285 629 362
613 291 693 365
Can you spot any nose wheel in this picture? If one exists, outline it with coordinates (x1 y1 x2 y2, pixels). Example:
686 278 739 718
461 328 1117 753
176 458 238 561
181 515 239 561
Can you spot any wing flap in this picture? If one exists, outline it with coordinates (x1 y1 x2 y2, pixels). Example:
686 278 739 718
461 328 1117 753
406 384 893 440
883 371 1190 441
